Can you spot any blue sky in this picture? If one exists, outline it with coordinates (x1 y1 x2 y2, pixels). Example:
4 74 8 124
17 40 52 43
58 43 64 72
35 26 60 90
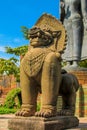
0 0 60 59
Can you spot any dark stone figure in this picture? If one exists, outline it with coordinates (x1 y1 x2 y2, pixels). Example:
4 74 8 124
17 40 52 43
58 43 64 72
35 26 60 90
58 69 79 116
60 0 87 68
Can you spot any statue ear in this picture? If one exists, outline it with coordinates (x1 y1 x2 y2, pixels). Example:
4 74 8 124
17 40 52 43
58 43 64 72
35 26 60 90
52 31 61 39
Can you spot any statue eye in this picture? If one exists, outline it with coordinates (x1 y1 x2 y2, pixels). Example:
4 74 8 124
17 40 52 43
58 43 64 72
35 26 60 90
44 35 48 39
41 35 48 40
41 35 44 38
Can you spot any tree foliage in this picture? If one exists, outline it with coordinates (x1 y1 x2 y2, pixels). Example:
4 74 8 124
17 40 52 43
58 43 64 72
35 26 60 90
0 26 30 85
5 45 28 56
21 26 30 40
5 26 30 56
79 60 87 68
4 88 21 108
0 57 20 81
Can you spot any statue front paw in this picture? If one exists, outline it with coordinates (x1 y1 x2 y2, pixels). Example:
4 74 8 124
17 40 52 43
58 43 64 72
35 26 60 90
57 109 74 116
15 108 35 117
35 109 56 118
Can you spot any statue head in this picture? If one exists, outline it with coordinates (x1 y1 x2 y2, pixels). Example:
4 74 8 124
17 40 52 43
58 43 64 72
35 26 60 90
29 26 61 47
28 13 66 54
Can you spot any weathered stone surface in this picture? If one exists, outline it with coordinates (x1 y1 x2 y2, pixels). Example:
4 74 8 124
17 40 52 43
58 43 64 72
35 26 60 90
15 14 69 118
15 14 79 118
60 0 87 67
8 116 79 130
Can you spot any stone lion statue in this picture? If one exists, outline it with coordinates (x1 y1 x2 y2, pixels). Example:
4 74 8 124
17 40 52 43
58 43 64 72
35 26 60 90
15 14 79 118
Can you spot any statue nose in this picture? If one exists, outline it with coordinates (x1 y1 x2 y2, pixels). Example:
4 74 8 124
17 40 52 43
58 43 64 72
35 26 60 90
37 32 41 37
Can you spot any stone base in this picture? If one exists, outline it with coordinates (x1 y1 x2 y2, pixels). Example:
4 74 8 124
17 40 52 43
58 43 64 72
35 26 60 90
8 116 79 130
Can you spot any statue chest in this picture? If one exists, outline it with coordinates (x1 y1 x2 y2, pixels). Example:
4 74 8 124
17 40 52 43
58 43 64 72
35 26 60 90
24 48 51 77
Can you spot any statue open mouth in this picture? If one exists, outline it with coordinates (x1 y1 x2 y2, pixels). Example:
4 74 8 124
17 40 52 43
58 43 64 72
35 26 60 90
30 37 40 42
30 37 43 47
29 26 53 47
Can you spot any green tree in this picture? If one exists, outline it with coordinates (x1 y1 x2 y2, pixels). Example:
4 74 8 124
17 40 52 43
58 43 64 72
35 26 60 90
0 57 20 83
5 26 29 57
4 26 29 84
21 26 30 40
5 45 28 56
0 26 30 88
79 60 87 68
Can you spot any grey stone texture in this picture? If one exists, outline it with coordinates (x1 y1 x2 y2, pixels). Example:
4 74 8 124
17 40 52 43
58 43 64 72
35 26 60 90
60 0 87 67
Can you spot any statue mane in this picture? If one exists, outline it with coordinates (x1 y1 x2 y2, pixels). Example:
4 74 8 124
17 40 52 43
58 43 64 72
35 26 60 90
35 13 67 54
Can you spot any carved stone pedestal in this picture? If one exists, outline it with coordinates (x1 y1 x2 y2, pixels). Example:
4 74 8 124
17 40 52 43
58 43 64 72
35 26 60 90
8 116 79 130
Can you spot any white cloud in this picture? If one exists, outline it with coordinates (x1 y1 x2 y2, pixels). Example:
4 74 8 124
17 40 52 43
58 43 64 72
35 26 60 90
0 46 5 52
13 38 21 43
0 34 24 47
0 34 28 59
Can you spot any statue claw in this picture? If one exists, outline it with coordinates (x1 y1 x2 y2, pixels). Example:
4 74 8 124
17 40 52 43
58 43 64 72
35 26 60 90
57 109 74 116
35 109 56 118
15 109 35 117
